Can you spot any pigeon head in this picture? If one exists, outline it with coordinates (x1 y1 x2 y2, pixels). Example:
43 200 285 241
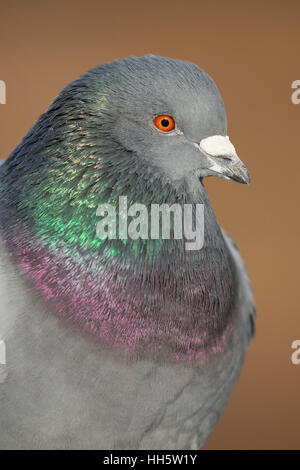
96 55 250 185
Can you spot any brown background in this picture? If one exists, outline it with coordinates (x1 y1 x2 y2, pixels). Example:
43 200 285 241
0 0 299 449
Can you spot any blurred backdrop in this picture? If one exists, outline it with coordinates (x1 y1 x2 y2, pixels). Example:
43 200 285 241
0 0 299 450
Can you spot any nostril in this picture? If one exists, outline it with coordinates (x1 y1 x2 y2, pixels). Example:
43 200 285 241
213 155 232 161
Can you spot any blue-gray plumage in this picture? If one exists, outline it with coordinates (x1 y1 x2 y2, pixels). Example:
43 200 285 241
0 55 255 449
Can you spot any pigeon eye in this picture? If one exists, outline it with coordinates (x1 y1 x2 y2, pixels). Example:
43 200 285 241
153 115 175 132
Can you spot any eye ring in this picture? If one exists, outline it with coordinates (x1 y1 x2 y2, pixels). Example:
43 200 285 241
153 115 175 132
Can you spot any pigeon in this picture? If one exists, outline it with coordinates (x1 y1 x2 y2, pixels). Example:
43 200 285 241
0 55 255 450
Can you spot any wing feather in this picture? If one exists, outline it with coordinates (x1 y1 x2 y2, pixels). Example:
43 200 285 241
222 229 256 342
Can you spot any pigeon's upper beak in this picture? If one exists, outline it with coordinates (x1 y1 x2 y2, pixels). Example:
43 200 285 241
194 135 250 185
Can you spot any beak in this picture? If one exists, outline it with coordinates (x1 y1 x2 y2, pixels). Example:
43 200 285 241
195 135 250 185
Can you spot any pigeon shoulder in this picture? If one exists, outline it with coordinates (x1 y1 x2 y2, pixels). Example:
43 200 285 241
222 228 256 342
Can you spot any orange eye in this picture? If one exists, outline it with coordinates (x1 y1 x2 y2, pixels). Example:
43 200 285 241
153 115 175 132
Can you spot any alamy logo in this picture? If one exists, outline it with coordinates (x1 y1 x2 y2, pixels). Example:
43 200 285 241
0 80 6 104
291 340 300 365
96 196 205 251
291 80 300 105
0 340 6 365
